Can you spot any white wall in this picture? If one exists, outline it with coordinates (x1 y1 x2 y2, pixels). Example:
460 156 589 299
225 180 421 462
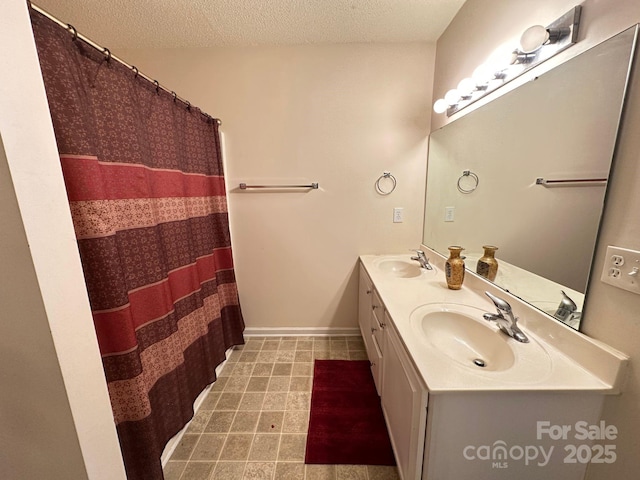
118 43 434 331
0 1 126 478
432 1 640 479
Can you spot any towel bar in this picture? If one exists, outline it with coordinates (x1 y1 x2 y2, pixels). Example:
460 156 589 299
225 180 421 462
238 183 319 190
535 177 607 187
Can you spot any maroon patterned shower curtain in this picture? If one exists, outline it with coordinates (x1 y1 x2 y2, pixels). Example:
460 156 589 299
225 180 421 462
30 9 244 480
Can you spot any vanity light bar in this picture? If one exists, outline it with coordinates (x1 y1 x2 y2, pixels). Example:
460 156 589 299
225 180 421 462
433 6 582 117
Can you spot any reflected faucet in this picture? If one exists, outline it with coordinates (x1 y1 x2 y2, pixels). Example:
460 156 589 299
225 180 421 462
483 291 529 343
554 290 582 325
411 250 433 270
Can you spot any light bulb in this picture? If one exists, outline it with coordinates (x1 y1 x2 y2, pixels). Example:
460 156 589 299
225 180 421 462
487 43 517 72
433 99 448 114
457 78 476 97
472 64 493 86
444 89 460 105
520 25 549 54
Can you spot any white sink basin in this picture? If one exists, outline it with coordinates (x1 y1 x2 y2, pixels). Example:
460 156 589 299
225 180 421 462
374 257 436 278
416 308 515 371
410 303 552 382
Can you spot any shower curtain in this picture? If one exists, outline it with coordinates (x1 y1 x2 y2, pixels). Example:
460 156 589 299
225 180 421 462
30 9 244 480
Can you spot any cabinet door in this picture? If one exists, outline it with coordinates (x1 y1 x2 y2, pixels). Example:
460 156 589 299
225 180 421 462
382 323 428 480
370 328 383 395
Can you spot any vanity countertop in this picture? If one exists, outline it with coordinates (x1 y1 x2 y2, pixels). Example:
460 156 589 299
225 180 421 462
360 249 628 394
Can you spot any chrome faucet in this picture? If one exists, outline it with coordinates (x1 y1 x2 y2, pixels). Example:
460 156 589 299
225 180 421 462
410 250 433 270
554 290 581 324
483 291 529 343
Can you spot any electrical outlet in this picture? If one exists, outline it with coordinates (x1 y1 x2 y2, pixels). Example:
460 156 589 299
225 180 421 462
608 268 621 278
445 206 455 222
601 246 640 294
393 207 404 223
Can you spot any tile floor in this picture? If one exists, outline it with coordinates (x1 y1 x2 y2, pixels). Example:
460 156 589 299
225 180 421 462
163 336 400 480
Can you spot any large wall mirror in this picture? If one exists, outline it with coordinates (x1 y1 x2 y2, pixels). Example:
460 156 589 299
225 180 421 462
423 26 637 330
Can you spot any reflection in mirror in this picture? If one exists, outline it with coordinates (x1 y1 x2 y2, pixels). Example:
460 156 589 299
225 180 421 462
423 26 638 330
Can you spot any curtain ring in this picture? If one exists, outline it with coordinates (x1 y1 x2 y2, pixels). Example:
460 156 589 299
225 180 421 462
171 91 177 102
67 24 78 41
185 101 191 111
102 48 111 62
457 170 479 194
375 172 397 195
131 66 139 78
153 80 160 94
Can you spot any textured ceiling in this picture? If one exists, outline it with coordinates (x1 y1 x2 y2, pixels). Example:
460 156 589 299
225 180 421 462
32 0 466 49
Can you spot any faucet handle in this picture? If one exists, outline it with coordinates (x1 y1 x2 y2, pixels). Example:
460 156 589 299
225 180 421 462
409 249 425 255
559 290 577 311
554 290 578 322
485 291 512 314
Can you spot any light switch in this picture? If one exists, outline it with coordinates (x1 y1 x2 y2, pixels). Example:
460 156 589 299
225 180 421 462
445 206 455 222
393 207 404 223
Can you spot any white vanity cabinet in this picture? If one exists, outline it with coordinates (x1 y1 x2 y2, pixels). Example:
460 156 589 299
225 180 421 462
358 265 385 394
358 263 428 480
358 254 627 480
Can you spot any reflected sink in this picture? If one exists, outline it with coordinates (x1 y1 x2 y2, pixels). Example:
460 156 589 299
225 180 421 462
411 304 515 371
410 303 552 381
374 257 436 278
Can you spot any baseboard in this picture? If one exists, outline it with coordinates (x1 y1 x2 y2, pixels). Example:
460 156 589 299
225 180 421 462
243 327 361 337
161 346 234 466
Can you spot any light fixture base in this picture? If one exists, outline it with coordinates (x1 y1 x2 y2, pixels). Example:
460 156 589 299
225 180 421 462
446 5 581 117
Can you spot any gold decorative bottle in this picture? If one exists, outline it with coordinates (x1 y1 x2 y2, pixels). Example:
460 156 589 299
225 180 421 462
445 246 465 290
476 245 499 281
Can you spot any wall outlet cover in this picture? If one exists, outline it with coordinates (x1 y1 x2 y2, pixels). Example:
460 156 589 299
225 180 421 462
600 245 640 294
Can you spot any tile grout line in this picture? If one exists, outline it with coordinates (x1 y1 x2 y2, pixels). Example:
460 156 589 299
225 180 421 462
273 336 288 480
240 349 258 480
210 341 256 480
259 336 283 480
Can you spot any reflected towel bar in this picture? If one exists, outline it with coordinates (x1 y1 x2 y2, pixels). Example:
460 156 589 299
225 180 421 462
535 177 607 187
239 182 319 190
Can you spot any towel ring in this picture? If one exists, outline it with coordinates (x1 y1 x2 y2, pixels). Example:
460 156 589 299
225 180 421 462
457 170 479 194
375 172 397 195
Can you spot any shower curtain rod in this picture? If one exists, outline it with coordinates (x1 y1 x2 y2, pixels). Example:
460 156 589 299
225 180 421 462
30 3 222 126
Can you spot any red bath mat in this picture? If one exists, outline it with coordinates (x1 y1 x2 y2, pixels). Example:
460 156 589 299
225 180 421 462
305 360 396 465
